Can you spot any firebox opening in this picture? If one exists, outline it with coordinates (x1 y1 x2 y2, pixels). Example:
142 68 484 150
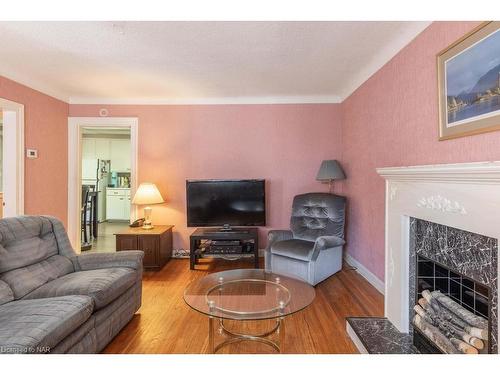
409 217 497 354
414 254 491 354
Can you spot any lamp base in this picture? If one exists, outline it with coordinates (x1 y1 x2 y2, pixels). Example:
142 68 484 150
142 206 154 230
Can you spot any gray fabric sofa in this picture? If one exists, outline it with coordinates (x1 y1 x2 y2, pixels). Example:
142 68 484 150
265 193 346 286
0 215 143 354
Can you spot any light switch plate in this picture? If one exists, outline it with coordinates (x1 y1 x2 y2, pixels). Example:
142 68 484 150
26 149 38 159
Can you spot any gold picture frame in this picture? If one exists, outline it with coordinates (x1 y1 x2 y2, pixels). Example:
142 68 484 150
438 21 500 140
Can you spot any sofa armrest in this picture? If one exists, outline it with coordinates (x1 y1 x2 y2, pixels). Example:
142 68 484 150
313 235 345 252
73 251 144 271
267 230 294 250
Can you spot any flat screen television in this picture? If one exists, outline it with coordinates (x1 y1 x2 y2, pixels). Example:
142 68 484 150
186 179 266 227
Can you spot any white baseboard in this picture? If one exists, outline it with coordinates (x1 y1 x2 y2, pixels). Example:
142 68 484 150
344 253 385 295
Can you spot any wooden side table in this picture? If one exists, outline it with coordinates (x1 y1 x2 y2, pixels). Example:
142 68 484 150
114 225 174 271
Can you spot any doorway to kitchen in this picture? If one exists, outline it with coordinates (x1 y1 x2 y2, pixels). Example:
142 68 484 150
68 117 138 253
81 127 132 252
0 98 24 218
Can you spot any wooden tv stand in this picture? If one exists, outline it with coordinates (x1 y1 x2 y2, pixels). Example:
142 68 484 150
189 227 259 270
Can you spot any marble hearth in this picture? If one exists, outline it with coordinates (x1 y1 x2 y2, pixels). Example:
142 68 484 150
347 161 500 354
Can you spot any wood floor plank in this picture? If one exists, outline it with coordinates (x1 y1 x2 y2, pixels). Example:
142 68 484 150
103 258 383 354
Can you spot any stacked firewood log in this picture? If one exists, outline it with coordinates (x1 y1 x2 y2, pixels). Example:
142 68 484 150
412 290 488 354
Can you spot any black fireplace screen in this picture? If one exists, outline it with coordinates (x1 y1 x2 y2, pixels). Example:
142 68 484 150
416 255 490 320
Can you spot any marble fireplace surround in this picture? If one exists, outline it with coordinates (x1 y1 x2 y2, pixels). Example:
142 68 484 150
376 161 500 347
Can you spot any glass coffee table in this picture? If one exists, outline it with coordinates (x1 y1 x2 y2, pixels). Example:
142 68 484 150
184 269 316 353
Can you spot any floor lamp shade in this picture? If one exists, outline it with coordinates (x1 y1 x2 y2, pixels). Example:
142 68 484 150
132 183 165 229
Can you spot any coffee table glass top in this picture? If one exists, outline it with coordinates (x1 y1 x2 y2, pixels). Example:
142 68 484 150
184 269 316 320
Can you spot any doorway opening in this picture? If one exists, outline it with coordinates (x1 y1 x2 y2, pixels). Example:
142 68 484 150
0 98 25 218
68 117 138 253
81 127 132 252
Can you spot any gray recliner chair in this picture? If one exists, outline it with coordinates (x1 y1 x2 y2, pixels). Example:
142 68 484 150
265 193 346 286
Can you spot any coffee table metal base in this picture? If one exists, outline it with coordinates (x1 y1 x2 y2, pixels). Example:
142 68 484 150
208 317 285 354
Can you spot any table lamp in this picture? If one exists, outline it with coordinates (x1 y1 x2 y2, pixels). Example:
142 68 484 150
132 183 165 229
316 160 346 193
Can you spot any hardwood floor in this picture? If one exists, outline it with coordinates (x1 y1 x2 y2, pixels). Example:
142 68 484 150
104 257 383 354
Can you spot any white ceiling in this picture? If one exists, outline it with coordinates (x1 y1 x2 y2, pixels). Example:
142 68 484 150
0 21 430 104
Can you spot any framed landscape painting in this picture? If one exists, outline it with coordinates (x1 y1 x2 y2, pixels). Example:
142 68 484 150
438 22 500 140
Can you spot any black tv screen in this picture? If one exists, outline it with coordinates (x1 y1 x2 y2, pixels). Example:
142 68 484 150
186 179 266 227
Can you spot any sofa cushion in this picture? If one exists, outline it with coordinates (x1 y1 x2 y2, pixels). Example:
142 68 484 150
270 239 316 261
0 280 14 305
1 255 74 299
23 267 137 310
0 295 94 353
0 216 60 273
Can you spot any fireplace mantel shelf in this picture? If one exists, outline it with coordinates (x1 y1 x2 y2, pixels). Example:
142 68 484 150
376 161 500 183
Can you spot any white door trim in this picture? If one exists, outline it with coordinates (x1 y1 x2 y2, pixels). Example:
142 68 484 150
0 98 25 217
67 117 138 251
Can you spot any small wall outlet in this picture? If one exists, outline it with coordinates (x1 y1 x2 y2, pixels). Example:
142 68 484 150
26 149 38 159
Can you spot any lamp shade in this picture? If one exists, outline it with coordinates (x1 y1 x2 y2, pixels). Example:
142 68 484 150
132 183 165 205
316 160 346 181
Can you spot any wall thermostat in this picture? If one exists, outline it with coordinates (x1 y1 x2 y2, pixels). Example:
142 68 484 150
26 149 38 159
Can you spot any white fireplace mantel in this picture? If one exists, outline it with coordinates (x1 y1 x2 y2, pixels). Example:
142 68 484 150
377 161 500 183
376 161 500 341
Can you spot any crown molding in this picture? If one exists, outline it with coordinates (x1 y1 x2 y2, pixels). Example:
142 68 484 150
68 95 342 105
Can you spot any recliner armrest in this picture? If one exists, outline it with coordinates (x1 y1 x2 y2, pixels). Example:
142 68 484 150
73 250 144 271
310 235 345 261
267 230 294 250
313 235 345 252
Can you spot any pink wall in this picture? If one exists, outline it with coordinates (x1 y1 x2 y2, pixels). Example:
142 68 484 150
69 104 342 249
5 21 496 276
340 21 500 281
0 76 69 224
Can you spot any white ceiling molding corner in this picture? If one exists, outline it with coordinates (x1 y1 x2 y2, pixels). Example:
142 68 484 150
338 21 431 101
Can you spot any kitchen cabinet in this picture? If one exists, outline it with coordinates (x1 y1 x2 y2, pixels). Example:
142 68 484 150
82 138 96 159
82 137 131 172
110 139 131 172
94 139 111 160
106 188 130 221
